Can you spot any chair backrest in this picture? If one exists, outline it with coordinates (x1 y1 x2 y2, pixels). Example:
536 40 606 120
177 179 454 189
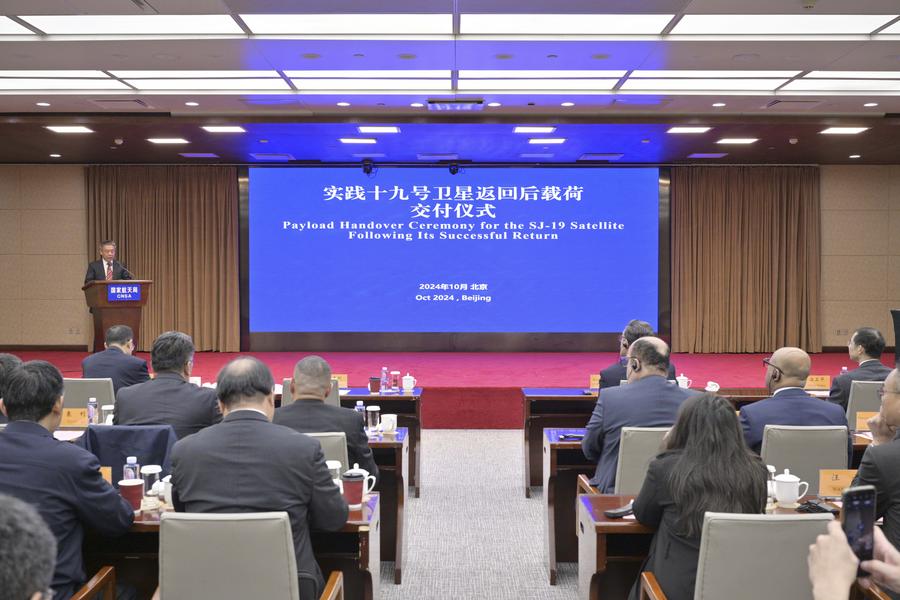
160 512 299 600
761 425 848 495
614 427 670 494
694 512 831 600
283 378 340 408
847 381 884 429
63 378 115 409
281 378 294 406
77 424 178 484
306 432 349 473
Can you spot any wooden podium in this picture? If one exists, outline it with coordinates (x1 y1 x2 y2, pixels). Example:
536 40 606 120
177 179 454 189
82 280 153 353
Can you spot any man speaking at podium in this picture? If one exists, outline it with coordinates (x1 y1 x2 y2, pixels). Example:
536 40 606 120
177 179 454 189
84 240 134 283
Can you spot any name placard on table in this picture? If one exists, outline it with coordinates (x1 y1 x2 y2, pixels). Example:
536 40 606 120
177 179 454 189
107 283 141 302
819 469 858 498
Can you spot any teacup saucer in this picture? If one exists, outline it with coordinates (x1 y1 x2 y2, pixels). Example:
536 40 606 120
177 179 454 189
776 501 800 509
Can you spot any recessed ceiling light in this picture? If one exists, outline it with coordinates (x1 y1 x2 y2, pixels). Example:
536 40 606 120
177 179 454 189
294 79 450 91
49 153 61 158
0 79 129 90
240 14 453 35
45 125 93 133
147 138 190 144
671 14 895 35
528 138 566 144
410 102 424 107
514 126 557 134
668 126 711 134
487 101 502 107
128 79 290 90
339 138 377 144
0 70 110 77
286 70 449 78
459 69 626 78
820 127 869 134
849 154 861 159
460 14 675 35
561 101 575 107
35 101 50 107
631 70 799 78
0 16 35 35
712 102 726 107
783 79 900 92
717 138 758 144
184 101 199 107
458 79 616 91
20 14 244 35
864 102 879 107
358 126 400 134
111 70 280 78
336 102 351 107
621 79 787 91
202 125 246 133
805 71 900 78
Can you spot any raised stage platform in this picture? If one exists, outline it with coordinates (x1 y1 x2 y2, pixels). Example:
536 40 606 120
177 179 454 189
14 350 887 429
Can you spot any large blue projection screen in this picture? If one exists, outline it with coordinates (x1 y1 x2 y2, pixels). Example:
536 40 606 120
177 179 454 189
248 167 660 333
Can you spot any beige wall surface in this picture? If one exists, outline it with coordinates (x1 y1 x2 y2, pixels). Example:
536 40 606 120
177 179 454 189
821 165 900 348
0 165 90 347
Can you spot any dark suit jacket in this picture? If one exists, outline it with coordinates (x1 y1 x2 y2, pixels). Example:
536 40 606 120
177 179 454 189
274 398 379 482
0 421 134 600
599 359 677 389
84 259 133 283
854 437 900 559
114 372 222 439
827 359 893 410
171 411 348 597
81 346 150 393
628 450 767 600
740 387 850 454
582 375 695 492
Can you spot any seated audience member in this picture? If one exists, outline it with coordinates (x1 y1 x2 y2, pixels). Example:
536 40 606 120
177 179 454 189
808 520 900 600
0 494 57 600
0 352 23 425
274 355 378 481
827 327 892 410
629 393 767 600
852 370 900 559
81 325 150 393
740 347 849 454
582 337 696 492
0 361 134 600
171 357 348 600
599 320 677 388
114 331 221 439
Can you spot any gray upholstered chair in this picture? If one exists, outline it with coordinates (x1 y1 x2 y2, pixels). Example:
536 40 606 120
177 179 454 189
281 379 339 408
159 512 299 599
614 427 670 495
640 512 832 600
281 377 294 407
760 425 849 495
847 380 884 430
63 378 115 410
306 431 349 473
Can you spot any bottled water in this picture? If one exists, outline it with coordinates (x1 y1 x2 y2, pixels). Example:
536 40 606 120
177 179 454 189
123 456 140 480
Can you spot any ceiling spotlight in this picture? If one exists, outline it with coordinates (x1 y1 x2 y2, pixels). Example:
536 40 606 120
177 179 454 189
487 101 502 107
712 102 726 107
410 102 424 107
184 101 199 107
49 153 61 158
362 159 374 175
561 101 575 107
864 102 878 107
46 125 93 134
358 126 399 134
147 137 190 144
336 101 351 107
717 138 758 144
36 102 51 107
514 126 556 134
202 125 246 133
668 126 711 134
448 162 460 175
849 154 861 159
820 127 869 135
339 137 376 144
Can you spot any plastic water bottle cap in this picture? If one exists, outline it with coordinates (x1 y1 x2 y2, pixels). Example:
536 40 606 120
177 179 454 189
126 456 137 463
89 397 96 402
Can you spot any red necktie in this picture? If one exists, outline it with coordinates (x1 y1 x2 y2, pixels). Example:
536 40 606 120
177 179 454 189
105 263 112 281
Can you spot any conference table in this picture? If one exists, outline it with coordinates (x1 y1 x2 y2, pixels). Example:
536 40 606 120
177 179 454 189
84 494 382 600
523 386 815 498
344 387 423 498
542 427 873 587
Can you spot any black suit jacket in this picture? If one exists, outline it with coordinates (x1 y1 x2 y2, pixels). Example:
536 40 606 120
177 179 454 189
827 359 893 410
599 359 677 389
274 398 379 482
81 346 150 393
171 411 348 597
114 372 222 439
628 450 767 600
0 421 134 600
84 259 133 283
854 437 900 561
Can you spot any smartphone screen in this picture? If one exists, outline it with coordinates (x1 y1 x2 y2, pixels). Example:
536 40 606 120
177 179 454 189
841 485 876 575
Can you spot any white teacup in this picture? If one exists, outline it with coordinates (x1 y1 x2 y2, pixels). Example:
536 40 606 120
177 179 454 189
381 414 398 433
705 381 721 392
326 460 343 480
676 375 692 389
774 469 809 507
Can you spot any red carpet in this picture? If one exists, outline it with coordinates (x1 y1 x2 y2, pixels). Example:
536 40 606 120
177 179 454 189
11 350 889 429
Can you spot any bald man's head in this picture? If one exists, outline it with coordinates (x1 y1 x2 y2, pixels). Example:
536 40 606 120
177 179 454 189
766 347 811 392
627 336 671 381
216 356 275 418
